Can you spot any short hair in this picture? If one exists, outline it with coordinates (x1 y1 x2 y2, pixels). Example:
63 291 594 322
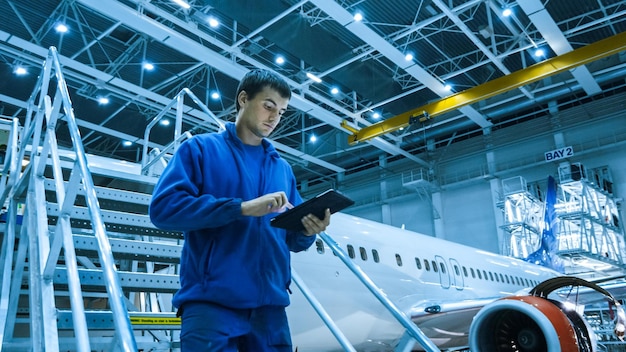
235 69 291 111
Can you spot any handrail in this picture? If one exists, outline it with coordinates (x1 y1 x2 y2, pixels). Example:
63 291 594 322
47 46 137 351
317 231 440 352
0 118 21 207
0 118 22 348
141 131 192 175
0 46 137 351
141 88 225 175
291 269 357 351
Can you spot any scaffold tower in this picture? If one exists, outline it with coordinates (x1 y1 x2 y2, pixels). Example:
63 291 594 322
499 164 626 280
499 176 544 259
555 163 626 279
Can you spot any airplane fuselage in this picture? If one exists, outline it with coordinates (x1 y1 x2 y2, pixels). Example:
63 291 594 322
288 213 560 351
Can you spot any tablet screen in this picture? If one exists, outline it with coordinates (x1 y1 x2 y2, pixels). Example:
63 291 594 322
270 189 354 232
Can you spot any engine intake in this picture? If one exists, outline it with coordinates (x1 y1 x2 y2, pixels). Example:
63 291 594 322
469 296 592 352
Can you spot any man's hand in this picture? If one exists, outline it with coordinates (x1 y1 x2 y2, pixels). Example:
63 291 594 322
241 192 293 217
301 208 331 236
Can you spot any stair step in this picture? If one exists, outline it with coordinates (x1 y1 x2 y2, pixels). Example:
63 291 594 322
73 234 181 263
56 310 180 330
46 202 182 239
52 268 180 293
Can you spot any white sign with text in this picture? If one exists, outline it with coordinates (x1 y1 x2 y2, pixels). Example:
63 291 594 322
545 146 574 162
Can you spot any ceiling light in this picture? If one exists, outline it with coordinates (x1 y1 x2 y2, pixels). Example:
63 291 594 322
404 53 414 61
502 8 512 17
14 66 27 75
55 23 68 33
372 112 380 119
534 48 545 57
310 134 317 142
275 56 285 65
330 87 339 95
160 119 170 126
122 141 133 147
444 84 452 91
211 91 220 100
172 0 191 9
143 62 155 71
306 72 322 83
208 17 219 28
353 13 363 22
97 97 110 105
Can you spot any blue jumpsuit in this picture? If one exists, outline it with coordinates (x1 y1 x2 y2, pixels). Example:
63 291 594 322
149 122 315 351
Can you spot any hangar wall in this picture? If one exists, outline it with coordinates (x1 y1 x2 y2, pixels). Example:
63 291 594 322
334 91 626 255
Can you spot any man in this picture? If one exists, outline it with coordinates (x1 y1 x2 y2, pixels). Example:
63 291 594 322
149 69 330 351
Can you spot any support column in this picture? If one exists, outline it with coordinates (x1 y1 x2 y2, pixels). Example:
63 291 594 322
432 191 445 239
379 155 391 225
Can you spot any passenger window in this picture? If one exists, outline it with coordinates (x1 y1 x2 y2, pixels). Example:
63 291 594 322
489 272 494 281
372 249 380 263
415 257 422 270
470 268 476 278
462 266 468 277
454 265 460 276
432 261 438 273
439 262 446 274
477 270 482 279
359 247 368 261
483 270 488 280
347 245 355 259
315 239 324 254
395 254 403 266
424 260 430 271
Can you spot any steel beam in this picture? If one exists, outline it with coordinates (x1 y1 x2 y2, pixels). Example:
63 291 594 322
347 31 626 144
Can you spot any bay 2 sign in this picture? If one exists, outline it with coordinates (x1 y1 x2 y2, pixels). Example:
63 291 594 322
545 146 574 162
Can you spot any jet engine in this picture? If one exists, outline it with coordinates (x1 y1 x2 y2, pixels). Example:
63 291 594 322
468 277 625 352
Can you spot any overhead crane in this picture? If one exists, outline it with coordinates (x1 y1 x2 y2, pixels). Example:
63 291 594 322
343 30 626 144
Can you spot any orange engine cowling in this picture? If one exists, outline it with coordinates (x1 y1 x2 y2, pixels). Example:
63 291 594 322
468 295 596 352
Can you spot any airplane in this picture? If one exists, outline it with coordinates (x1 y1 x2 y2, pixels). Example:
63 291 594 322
284 176 626 351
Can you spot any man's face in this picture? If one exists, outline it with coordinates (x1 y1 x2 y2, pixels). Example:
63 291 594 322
238 86 289 140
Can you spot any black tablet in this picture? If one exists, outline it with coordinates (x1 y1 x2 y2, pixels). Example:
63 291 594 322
270 189 354 232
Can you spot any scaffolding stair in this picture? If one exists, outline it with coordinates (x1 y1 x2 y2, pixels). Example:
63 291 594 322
0 46 441 351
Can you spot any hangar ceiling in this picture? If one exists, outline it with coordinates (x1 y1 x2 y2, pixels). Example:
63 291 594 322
0 0 625 186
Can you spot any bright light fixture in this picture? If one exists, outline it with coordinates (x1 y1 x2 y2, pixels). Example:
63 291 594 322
208 17 219 28
143 62 155 71
353 13 363 22
502 8 512 17
404 53 414 61
98 97 110 105
160 119 170 126
172 0 191 9
14 66 27 75
444 84 452 91
372 112 380 119
55 23 68 33
211 91 220 100
330 87 339 95
122 141 133 147
310 135 317 142
306 72 322 83
275 56 285 65
534 48 545 57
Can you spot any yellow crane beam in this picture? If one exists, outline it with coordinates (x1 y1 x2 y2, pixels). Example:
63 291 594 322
346 30 626 144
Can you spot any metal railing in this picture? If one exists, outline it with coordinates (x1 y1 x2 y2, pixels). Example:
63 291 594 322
141 87 225 175
0 47 136 351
